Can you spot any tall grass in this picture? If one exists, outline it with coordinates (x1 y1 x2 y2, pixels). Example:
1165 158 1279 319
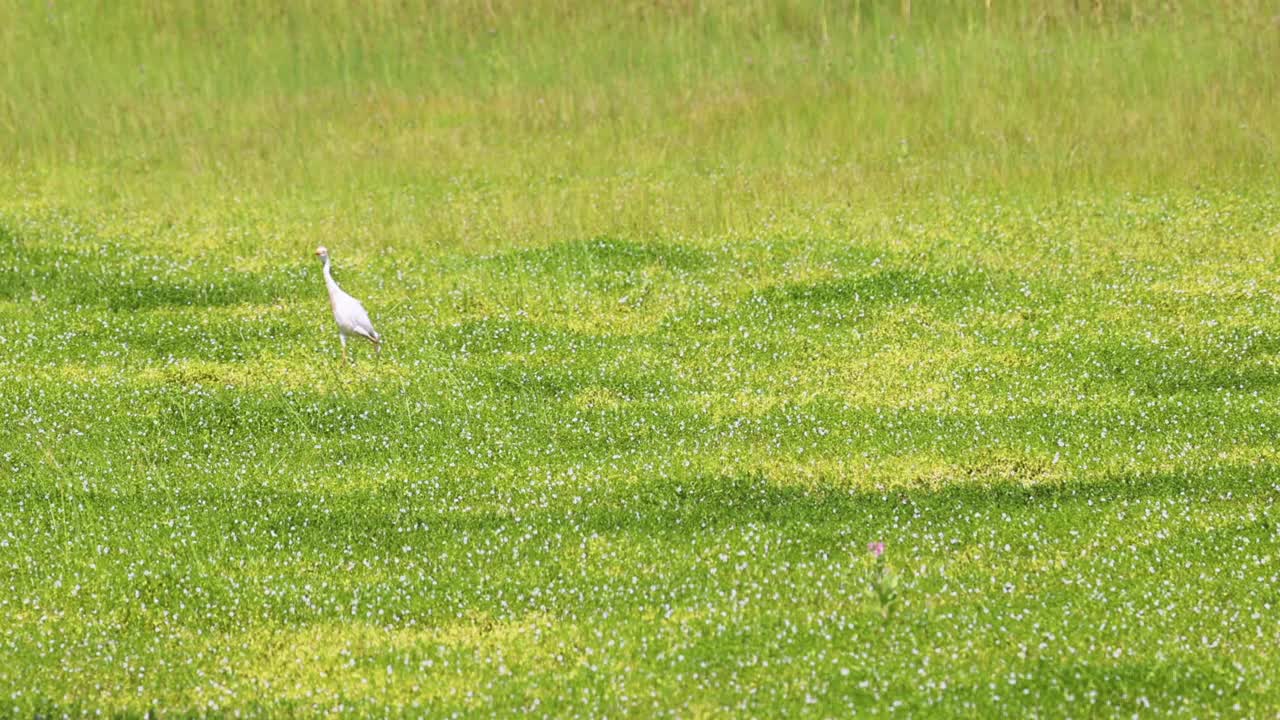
3 1 1277 250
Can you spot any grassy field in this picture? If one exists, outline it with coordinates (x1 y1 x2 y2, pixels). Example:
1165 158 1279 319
2 1 1280 716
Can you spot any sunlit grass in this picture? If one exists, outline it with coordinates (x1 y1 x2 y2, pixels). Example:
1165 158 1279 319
2 1 1280 716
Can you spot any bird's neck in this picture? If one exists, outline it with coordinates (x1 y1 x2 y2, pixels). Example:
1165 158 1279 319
322 258 341 296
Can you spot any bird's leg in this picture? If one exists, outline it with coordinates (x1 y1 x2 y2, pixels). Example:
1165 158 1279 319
339 334 349 364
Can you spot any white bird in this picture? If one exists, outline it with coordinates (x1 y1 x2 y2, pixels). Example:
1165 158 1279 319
315 246 381 362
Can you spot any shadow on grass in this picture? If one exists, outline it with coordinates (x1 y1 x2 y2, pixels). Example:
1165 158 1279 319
484 236 711 279
933 657 1240 715
5 460 1272 637
730 265 1025 327
0 226 299 310
37 460 1254 552
1055 332 1280 395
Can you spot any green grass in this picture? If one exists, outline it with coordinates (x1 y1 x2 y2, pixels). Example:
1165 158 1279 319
2 1 1280 716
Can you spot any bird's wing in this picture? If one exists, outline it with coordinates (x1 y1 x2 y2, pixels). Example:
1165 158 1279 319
334 294 379 340
349 311 380 341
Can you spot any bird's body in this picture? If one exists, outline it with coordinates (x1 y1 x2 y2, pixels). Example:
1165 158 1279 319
316 246 381 362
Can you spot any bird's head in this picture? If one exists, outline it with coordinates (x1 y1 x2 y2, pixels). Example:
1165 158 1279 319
315 246 329 261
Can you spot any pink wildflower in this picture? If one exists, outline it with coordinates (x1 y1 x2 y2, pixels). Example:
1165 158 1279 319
868 541 885 558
